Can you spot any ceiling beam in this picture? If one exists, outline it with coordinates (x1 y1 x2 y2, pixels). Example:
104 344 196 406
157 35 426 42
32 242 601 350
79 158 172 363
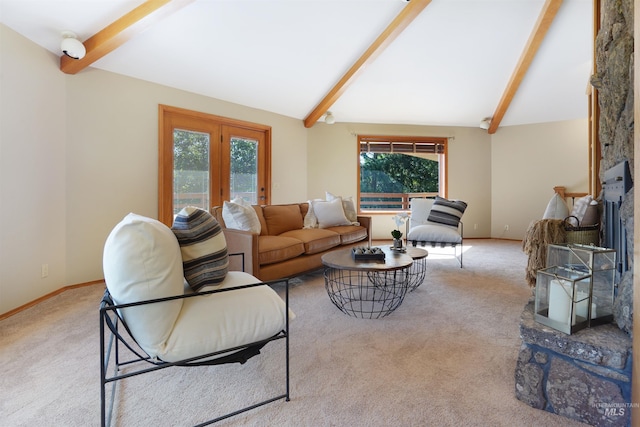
60 0 194 75
487 0 563 134
303 0 432 128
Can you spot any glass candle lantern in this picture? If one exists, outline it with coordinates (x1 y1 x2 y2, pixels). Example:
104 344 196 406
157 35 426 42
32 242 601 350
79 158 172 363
546 244 616 327
535 266 593 334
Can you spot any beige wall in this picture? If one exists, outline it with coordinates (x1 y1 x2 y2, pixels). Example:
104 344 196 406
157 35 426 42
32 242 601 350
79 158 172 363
0 24 589 314
0 26 67 313
64 69 308 286
0 24 307 314
491 119 589 239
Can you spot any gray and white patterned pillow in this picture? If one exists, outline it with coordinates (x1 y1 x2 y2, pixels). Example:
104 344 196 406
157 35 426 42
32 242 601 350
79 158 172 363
427 196 467 229
172 207 228 291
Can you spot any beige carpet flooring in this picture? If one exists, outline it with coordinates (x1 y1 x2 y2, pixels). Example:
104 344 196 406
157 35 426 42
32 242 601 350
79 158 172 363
0 239 587 426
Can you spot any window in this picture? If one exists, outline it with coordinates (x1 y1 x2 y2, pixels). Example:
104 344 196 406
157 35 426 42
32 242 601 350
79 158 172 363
358 135 447 212
159 105 271 226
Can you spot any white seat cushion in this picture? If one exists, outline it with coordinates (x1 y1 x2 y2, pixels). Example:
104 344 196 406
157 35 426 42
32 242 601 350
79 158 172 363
160 271 289 362
407 223 462 244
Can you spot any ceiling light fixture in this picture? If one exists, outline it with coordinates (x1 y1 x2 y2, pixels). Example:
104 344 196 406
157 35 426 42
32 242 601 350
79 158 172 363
479 117 492 130
61 31 86 60
324 111 336 125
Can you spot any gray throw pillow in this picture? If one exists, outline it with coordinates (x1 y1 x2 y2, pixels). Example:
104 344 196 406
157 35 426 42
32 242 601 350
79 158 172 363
427 196 467 229
172 207 229 291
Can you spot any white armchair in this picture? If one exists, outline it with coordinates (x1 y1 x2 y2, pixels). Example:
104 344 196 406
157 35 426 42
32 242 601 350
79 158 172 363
406 197 466 267
101 211 291 426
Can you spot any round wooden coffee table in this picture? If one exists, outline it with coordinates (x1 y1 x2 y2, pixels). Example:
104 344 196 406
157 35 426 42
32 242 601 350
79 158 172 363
321 246 413 318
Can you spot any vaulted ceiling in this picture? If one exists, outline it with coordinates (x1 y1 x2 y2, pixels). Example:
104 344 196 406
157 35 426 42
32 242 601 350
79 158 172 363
0 0 593 132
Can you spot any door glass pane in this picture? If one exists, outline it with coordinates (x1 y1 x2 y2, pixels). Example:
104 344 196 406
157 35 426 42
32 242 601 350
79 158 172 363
230 137 258 204
173 129 210 215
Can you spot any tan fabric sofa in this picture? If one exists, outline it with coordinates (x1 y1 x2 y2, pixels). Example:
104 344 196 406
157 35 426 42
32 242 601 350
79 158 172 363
212 202 371 281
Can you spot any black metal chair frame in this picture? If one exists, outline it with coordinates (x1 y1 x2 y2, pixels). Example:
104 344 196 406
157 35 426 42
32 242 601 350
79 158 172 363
407 222 464 268
100 254 290 427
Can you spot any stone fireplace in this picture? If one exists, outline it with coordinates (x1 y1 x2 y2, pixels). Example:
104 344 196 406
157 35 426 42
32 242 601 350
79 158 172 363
515 0 635 425
517 302 631 426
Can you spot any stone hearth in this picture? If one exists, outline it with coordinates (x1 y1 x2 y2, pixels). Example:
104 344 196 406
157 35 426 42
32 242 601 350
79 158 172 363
516 301 632 426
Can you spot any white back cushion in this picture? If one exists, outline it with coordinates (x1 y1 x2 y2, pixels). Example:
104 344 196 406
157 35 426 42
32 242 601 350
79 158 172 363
410 198 434 228
103 213 184 358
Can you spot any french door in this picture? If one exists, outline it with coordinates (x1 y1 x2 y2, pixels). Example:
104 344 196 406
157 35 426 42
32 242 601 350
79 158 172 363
159 105 271 226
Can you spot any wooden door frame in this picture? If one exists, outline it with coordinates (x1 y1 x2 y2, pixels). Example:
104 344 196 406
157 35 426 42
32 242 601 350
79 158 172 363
221 125 270 204
158 104 272 226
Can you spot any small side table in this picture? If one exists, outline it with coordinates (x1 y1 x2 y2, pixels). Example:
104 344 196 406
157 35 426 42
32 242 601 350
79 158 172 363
389 245 428 292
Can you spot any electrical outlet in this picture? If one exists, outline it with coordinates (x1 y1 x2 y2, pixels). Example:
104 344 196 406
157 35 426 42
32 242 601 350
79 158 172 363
41 264 49 278
474 223 478 230
504 225 510 231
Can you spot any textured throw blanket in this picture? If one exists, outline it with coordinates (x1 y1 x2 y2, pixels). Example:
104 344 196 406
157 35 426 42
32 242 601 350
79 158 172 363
522 219 566 288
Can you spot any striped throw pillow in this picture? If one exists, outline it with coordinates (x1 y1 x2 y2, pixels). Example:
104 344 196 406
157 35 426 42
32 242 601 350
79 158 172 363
172 207 229 291
427 196 467 229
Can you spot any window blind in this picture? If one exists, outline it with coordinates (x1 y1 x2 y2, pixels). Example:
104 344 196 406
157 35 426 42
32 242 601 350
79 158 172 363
359 138 445 154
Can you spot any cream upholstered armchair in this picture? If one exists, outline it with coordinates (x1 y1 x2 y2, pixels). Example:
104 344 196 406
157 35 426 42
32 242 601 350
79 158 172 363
406 197 467 267
101 209 291 426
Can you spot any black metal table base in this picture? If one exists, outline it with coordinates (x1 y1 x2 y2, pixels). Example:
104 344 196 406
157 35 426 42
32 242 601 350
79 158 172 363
406 256 427 292
324 268 409 318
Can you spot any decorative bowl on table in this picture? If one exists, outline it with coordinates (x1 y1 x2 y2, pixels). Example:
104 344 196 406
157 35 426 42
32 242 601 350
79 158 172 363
351 246 385 261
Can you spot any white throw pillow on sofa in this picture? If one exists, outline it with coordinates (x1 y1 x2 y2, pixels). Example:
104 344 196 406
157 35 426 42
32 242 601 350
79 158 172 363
303 198 324 229
326 191 358 223
312 198 351 228
222 198 261 234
